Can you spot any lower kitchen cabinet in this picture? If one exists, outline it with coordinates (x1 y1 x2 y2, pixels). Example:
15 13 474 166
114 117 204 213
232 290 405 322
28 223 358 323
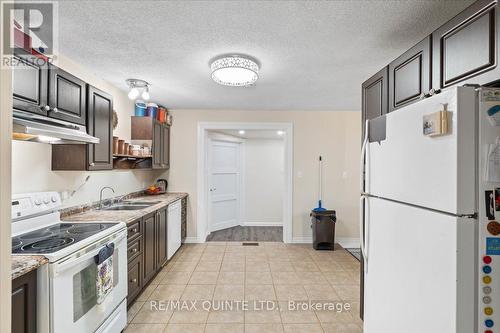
142 212 157 285
181 197 187 242
12 270 37 333
127 199 187 305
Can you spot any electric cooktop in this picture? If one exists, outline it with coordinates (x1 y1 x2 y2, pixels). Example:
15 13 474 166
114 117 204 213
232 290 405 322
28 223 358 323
12 222 118 254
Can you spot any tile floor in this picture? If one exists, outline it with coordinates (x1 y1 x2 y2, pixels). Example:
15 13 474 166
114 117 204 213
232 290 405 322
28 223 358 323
126 242 362 333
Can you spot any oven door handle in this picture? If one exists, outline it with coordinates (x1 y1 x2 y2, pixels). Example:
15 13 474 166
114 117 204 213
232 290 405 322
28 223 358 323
53 231 126 276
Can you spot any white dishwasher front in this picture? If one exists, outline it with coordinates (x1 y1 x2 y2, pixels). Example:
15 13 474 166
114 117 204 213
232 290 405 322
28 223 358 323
167 199 182 259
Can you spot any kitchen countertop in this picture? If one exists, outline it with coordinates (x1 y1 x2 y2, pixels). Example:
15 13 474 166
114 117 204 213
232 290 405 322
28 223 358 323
62 192 188 225
12 255 48 280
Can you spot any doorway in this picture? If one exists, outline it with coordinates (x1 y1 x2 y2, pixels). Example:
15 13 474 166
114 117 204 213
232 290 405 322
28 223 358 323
197 122 293 243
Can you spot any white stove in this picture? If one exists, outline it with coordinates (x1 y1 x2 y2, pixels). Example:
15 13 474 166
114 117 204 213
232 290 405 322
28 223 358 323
12 192 128 333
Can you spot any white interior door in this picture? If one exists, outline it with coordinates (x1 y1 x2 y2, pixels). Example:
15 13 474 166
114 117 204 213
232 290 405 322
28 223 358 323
209 140 241 232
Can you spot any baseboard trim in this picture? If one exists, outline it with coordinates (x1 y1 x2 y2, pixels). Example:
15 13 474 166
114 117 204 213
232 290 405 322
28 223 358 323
241 222 283 227
183 237 201 244
337 237 360 249
290 236 312 243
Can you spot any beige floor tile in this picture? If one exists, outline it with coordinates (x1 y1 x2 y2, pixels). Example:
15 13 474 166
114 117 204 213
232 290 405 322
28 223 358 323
269 261 294 272
314 310 355 324
200 253 224 262
137 284 157 302
218 271 245 284
160 271 192 284
339 262 360 272
246 260 270 272
131 305 173 324
181 284 215 300
213 284 245 301
246 271 273 284
245 323 284 333
279 309 320 324
221 260 245 272
272 272 301 285
331 285 360 301
124 323 166 333
195 261 222 272
148 284 186 301
150 272 167 285
128 301 145 323
303 285 340 301
189 271 219 284
244 309 282 323
164 323 205 333
204 323 244 333
283 323 323 333
321 323 362 333
323 272 357 285
292 261 319 272
295 272 328 285
223 253 246 261
274 285 308 301
318 261 346 273
169 310 209 324
206 241 227 246
207 310 244 323
171 261 198 272
244 284 277 301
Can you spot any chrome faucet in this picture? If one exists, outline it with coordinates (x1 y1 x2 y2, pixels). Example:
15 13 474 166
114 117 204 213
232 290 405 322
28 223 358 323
99 186 115 209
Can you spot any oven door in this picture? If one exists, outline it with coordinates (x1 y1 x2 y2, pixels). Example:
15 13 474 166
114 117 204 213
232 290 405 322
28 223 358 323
49 229 127 333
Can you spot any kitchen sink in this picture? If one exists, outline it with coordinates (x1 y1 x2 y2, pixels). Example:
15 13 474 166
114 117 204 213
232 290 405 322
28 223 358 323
102 201 161 211
103 204 150 211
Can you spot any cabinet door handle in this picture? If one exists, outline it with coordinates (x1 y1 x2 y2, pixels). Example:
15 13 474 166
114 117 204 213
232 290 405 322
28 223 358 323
130 248 138 253
89 162 95 167
130 278 137 283
52 107 59 113
132 228 138 233
41 105 50 111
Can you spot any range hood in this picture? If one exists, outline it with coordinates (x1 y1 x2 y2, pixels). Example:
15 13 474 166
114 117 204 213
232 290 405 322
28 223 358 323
13 111 99 144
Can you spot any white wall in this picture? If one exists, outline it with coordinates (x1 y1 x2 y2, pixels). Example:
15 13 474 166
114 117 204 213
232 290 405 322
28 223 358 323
12 54 165 208
167 109 361 242
243 139 284 226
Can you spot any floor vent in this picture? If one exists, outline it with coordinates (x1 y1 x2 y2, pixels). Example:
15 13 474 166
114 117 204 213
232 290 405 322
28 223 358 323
242 242 259 246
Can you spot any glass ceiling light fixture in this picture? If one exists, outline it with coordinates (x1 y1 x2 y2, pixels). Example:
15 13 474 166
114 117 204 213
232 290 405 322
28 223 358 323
126 79 151 100
210 55 260 87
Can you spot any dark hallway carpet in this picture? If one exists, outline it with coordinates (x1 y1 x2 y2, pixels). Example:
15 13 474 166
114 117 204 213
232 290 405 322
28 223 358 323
206 225 283 242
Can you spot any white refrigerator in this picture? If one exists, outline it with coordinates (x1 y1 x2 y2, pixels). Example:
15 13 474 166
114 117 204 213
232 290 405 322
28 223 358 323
361 87 500 333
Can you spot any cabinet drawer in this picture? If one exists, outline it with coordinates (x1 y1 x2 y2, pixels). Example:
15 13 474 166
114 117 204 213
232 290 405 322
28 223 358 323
127 219 142 240
127 237 142 262
127 256 142 305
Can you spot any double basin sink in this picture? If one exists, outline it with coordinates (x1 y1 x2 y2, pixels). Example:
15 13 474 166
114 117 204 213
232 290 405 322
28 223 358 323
102 201 161 211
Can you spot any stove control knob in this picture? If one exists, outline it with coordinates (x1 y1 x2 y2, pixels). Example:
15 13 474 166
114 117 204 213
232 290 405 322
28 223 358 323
43 197 50 204
51 196 58 203
34 199 42 206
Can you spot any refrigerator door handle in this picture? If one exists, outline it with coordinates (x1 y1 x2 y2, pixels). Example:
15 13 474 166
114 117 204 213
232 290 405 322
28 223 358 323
360 120 369 273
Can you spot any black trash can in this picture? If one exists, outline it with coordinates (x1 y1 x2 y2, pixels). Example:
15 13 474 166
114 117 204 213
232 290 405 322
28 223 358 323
310 210 337 250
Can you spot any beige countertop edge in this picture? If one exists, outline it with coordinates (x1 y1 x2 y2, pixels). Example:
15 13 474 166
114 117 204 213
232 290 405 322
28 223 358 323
12 255 48 280
61 192 188 225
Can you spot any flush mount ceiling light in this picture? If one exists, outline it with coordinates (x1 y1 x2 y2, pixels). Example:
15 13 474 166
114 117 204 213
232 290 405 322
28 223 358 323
210 55 259 87
126 79 151 100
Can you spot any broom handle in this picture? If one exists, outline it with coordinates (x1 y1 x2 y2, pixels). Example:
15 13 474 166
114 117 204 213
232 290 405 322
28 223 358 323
319 156 322 206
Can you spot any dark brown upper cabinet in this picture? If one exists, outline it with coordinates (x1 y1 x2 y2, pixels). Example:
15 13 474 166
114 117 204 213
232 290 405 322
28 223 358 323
87 86 113 170
12 53 49 116
131 116 170 170
362 67 388 135
48 65 87 125
389 36 432 112
52 85 113 171
432 0 498 90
